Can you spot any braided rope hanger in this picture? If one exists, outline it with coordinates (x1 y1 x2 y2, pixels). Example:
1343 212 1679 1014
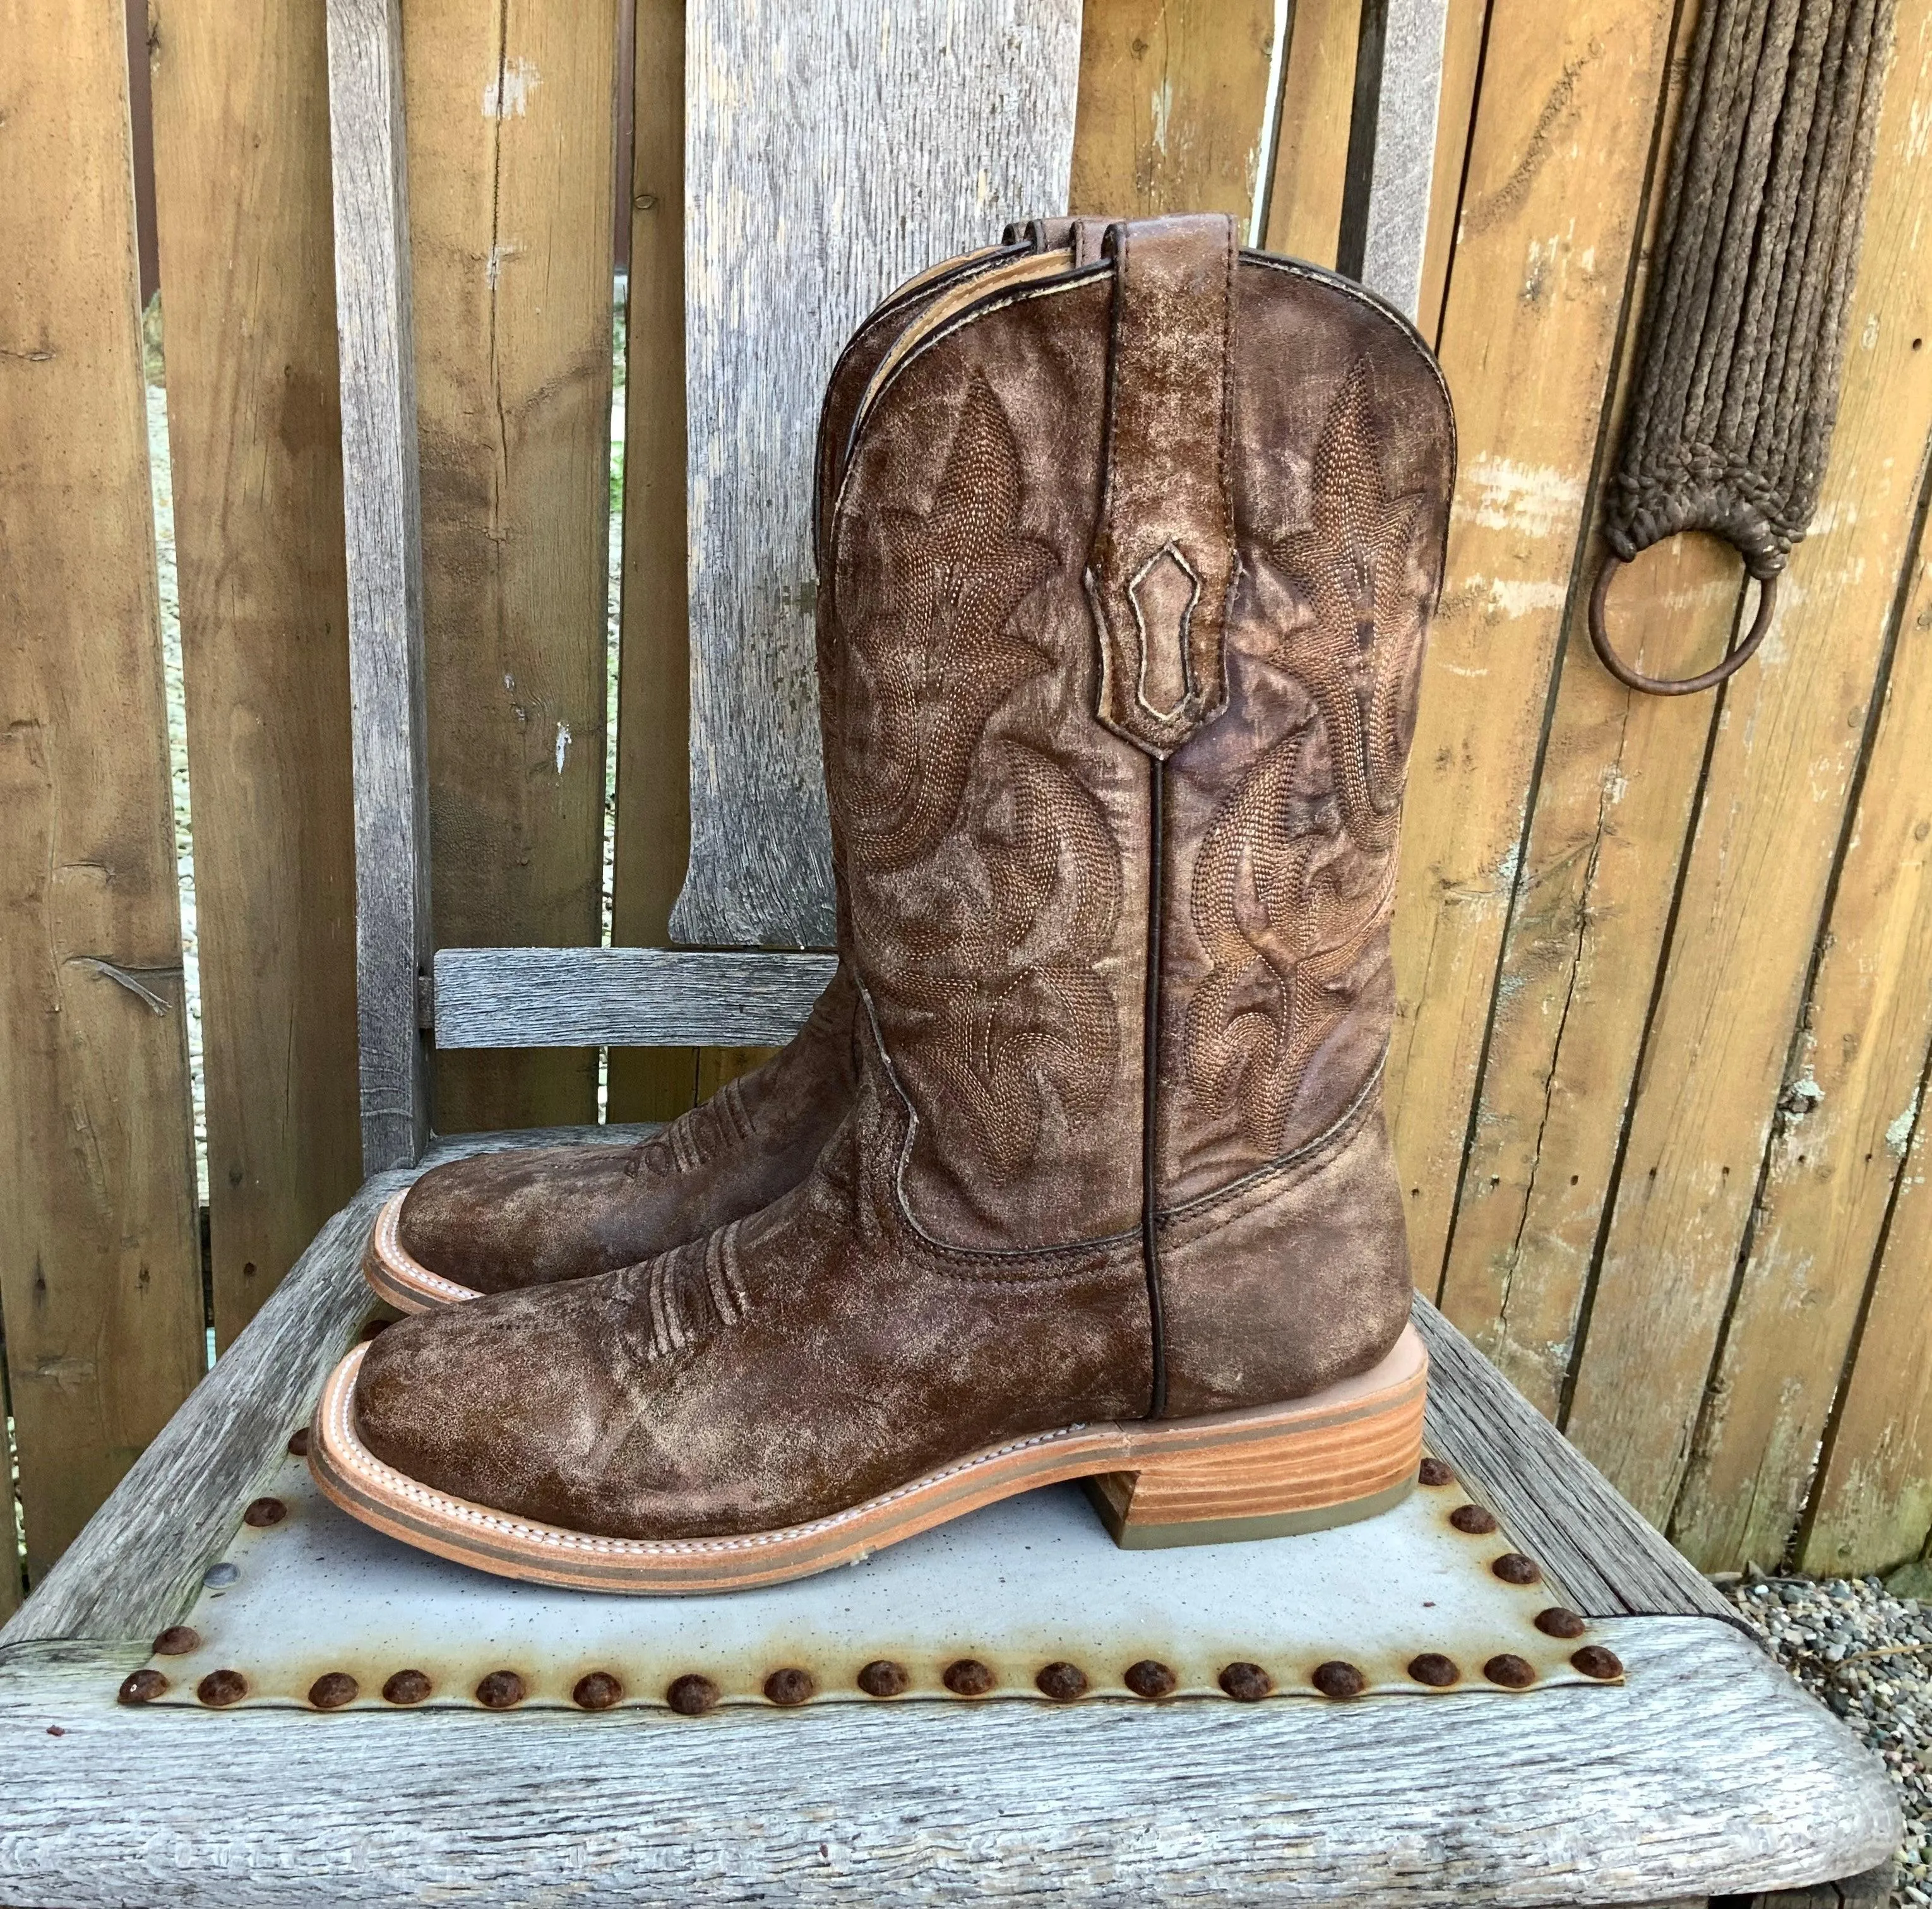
1591 0 1895 695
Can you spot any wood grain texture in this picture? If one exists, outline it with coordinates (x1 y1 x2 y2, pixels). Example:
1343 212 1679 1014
1263 0 1358 266
432 946 837 1048
1798 523 1932 1579
149 0 362 1341
1349 0 1452 319
1384 0 1678 1285
607 0 700 1126
403 0 617 1131
0 0 204 1588
326 0 432 1172
0 1619 1897 1906
1674 509 1932 1571
1563 10 1932 1535
1070 0 1279 223
1433 16 1736 1416
671 0 1080 949
1414 0 1488 341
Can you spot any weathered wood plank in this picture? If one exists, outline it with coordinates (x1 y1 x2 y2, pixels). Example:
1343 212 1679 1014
432 947 837 1049
607 0 700 1126
1414 0 1489 339
671 0 1080 949
1070 0 1279 224
1674 519 1932 1573
1799 527 1932 1579
403 0 617 1133
1385 0 1679 1284
0 0 205 1587
326 0 432 1172
1263 0 1359 266
150 0 362 1341
1563 9 1932 1537
0 1619 1897 1907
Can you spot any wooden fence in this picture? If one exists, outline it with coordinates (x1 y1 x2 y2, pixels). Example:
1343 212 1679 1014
3 0 1929 1622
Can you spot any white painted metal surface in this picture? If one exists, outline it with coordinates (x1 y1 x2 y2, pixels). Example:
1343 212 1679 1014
140 1448 1614 1712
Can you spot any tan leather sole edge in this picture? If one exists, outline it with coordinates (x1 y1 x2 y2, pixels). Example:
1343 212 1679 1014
308 1325 1428 1595
361 1190 483 1315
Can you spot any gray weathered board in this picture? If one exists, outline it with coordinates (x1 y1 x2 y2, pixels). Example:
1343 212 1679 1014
669 0 1083 951
0 1128 1897 1906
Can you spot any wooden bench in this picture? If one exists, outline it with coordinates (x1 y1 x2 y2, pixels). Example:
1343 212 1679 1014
0 1 1898 1901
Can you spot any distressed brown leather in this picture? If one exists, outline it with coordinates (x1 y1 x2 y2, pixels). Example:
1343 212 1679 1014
388 248 1017 1296
355 217 1454 1537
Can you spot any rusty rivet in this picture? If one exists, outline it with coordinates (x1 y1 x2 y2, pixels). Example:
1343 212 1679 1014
1312 1660 1367 1699
242 1497 287 1528
1219 1662 1272 1703
118 1668 168 1705
666 1674 719 1716
198 1669 248 1707
1124 1660 1176 1699
151 1625 200 1656
1418 1456 1455 1487
382 1668 432 1706
1483 1653 1537 1689
1407 1653 1460 1688
764 1667 815 1707
943 1658 995 1698
1491 1551 1542 1585
1448 1503 1498 1535
1535 1606 1587 1638
857 1659 909 1698
1035 1662 1088 1702
475 1670 525 1710
359 1316 391 1341
1571 1644 1624 1680
308 1672 358 1710
574 1672 624 1710
287 1428 311 1458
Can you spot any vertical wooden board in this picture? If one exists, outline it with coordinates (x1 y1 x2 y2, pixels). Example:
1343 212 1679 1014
1563 8 1932 1534
1415 0 1488 340
608 0 698 1125
148 0 362 1342
672 0 1080 950
1262 0 1358 266
1436 543 1739 1416
1071 0 1279 222
695 1047 782 1101
403 0 617 1131
1693 502 1932 1573
1383 0 1678 1275
1433 10 1728 1411
0 0 204 1579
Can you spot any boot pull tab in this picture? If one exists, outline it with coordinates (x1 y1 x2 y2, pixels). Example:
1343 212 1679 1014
1085 213 1239 759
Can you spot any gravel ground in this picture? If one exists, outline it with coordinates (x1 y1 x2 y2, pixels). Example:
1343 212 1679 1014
1722 1571 1931 1902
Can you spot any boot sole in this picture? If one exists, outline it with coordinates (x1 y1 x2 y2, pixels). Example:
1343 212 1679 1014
362 1190 484 1314
307 1325 1427 1594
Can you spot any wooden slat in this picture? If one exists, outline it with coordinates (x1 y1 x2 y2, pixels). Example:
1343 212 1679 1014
607 0 698 1125
1433 15 1734 1416
149 0 362 1340
1070 0 1280 223
1414 0 1488 340
1796 515 1932 1579
0 0 204 1583
1383 0 1679 1286
432 947 835 1049
404 0 617 1131
1563 7 1932 1537
1263 0 1359 265
326 0 432 1173
671 0 1080 950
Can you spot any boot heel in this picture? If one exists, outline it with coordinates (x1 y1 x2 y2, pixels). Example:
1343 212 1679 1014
1084 1323 1428 1549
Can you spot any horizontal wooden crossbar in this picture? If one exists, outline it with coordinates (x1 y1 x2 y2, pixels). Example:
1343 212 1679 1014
431 948 837 1050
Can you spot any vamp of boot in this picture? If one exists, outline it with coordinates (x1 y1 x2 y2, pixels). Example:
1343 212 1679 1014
313 213 1455 1593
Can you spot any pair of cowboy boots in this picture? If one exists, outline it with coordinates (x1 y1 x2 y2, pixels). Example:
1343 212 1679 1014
314 213 1456 1593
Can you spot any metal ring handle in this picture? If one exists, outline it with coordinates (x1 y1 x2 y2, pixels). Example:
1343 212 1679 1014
1587 550 1778 696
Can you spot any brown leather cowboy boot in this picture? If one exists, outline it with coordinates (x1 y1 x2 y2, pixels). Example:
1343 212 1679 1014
315 214 1455 1591
362 239 1041 1312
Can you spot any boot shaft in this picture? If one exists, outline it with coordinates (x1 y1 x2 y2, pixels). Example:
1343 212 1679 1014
825 216 1453 1271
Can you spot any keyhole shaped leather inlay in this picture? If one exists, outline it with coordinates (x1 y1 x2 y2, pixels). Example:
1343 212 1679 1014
1130 542 1201 723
